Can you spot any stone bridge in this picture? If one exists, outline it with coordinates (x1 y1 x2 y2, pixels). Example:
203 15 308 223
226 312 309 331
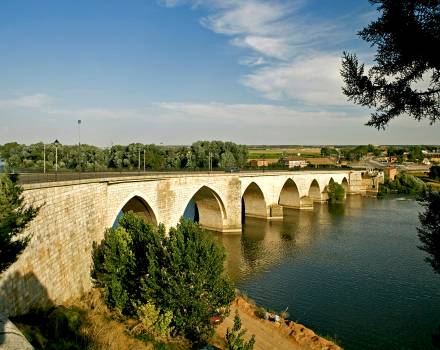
0 171 364 316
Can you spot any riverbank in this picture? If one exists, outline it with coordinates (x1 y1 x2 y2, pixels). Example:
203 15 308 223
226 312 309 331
12 291 339 350
213 296 341 350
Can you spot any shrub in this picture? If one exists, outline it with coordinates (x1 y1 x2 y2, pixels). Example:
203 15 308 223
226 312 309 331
225 311 255 350
327 182 345 202
254 307 266 320
378 173 426 197
92 214 235 343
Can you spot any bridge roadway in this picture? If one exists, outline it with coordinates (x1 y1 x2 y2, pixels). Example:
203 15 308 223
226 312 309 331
0 170 364 316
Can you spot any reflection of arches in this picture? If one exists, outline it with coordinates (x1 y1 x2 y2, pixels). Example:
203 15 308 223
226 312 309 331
183 186 226 231
308 179 322 202
341 177 349 192
278 179 300 208
113 195 157 227
242 182 267 221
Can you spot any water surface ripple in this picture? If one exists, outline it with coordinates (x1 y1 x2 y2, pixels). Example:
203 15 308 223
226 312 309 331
216 196 440 350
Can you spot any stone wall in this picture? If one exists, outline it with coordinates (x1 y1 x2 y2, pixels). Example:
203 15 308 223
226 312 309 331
0 171 361 316
0 182 107 316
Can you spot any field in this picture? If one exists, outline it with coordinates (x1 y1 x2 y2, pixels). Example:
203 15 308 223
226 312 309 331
248 147 321 160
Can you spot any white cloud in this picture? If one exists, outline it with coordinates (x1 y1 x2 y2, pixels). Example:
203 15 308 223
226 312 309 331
160 0 356 106
238 56 268 66
0 94 52 109
243 53 350 106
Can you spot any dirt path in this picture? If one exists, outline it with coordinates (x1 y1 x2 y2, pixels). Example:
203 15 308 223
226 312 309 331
213 297 341 350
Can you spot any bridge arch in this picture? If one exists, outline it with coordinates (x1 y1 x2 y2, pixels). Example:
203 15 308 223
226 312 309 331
278 178 300 208
308 179 322 202
183 185 226 232
242 182 267 220
112 192 158 228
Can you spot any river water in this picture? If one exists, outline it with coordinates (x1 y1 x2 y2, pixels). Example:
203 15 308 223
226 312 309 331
215 195 440 350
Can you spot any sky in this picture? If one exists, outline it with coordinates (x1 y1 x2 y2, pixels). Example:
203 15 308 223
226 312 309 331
0 0 438 146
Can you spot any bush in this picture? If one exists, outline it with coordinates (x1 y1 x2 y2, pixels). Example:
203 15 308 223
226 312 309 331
136 302 173 339
254 307 266 320
225 311 255 350
429 165 440 180
378 173 426 197
92 214 235 343
327 182 345 202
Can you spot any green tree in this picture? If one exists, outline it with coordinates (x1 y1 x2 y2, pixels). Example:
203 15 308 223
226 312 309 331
0 173 40 274
429 165 440 180
220 151 236 169
225 311 255 350
327 182 346 203
92 214 235 343
341 0 440 129
417 188 440 274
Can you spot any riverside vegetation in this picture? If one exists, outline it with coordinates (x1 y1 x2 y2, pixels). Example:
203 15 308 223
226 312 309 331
91 214 237 347
378 172 426 198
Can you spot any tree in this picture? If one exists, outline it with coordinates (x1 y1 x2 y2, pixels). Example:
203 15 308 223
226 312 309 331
220 151 236 169
92 214 235 343
225 311 255 350
327 182 346 202
429 165 440 180
341 0 440 129
417 188 440 274
0 173 40 274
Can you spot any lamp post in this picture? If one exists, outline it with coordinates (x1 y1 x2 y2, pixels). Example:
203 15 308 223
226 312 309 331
53 139 61 180
143 149 146 172
78 120 81 178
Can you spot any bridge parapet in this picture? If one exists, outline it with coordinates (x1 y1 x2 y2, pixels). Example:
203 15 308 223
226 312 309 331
0 170 363 317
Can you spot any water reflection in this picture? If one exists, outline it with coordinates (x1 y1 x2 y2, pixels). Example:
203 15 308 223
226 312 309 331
214 196 440 350
217 199 362 282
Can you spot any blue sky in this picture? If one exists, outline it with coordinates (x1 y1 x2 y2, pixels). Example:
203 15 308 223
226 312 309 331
0 0 438 146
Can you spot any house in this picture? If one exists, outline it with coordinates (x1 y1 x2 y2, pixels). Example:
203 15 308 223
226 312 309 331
249 159 269 167
384 166 398 181
283 156 308 168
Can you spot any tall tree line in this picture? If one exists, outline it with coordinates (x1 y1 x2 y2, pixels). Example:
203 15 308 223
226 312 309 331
0 141 248 171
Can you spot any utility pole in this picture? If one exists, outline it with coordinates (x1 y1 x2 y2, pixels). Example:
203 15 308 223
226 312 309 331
43 144 46 174
143 149 146 172
138 149 141 172
78 120 81 179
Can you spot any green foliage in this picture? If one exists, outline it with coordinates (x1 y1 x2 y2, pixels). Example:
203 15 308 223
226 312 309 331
225 311 255 350
429 166 440 180
0 173 40 274
12 306 91 350
320 147 338 157
417 188 440 274
0 141 248 171
378 173 426 197
92 214 235 343
327 182 345 203
254 307 266 319
341 1 440 128
136 302 174 339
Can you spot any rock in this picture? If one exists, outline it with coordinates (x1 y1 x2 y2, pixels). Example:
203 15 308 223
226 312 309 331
0 313 33 350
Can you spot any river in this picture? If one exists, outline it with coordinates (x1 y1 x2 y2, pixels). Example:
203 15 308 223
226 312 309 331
214 195 440 350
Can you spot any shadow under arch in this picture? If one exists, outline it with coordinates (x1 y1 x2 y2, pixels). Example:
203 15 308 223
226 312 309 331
278 178 300 208
183 185 226 232
112 194 157 228
242 182 267 222
308 179 322 202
